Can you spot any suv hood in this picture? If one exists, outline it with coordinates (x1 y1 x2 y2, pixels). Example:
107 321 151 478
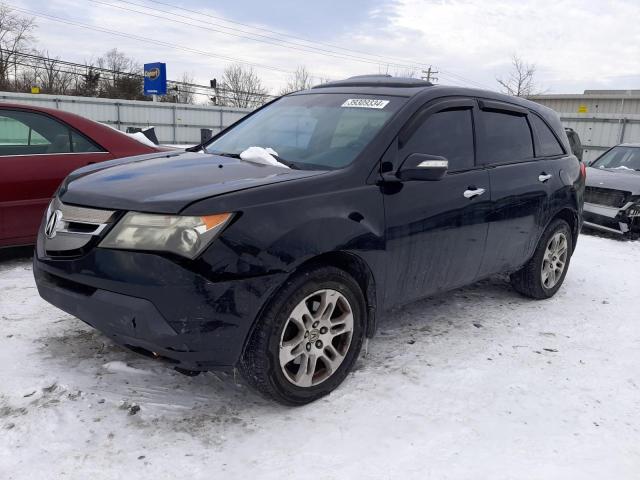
59 151 327 213
586 166 640 195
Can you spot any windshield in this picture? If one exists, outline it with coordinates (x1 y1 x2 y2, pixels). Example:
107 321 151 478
205 93 406 169
592 146 640 171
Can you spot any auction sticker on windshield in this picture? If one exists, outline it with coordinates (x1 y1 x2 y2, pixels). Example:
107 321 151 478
341 98 390 109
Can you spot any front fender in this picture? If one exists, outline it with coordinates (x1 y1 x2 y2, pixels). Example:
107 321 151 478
198 186 386 281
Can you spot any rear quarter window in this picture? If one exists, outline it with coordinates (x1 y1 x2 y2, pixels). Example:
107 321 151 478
530 114 565 157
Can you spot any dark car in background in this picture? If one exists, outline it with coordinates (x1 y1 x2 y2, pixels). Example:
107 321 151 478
583 143 640 238
33 76 585 405
0 103 163 248
565 127 583 161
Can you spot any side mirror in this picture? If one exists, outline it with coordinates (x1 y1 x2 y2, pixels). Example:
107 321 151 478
397 153 448 181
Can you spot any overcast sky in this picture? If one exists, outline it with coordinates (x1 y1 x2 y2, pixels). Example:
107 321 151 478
9 0 640 98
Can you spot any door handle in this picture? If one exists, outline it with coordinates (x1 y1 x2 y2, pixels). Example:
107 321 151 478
538 173 552 182
463 187 486 199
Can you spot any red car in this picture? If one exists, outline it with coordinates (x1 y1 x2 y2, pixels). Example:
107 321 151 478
0 103 163 248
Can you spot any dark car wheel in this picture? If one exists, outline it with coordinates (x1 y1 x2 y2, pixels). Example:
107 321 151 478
240 266 365 406
510 219 573 299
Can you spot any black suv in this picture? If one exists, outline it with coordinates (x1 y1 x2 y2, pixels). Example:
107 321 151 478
34 76 585 405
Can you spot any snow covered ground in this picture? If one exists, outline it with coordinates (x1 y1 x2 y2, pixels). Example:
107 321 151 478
1 234 638 479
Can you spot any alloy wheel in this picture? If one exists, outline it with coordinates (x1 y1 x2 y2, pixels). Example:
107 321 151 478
278 289 354 387
541 231 568 289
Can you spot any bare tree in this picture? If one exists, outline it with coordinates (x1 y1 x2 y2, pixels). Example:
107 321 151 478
497 55 540 97
35 50 74 94
218 64 269 108
279 65 313 95
97 48 144 100
173 72 196 104
73 60 101 97
12 59 37 93
0 5 36 90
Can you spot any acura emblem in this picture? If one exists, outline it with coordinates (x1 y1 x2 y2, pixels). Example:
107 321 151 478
45 209 63 239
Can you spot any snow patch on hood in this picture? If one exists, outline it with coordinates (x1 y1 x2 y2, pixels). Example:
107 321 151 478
240 146 289 169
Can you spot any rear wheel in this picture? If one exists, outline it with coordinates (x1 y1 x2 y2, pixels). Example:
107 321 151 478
510 219 573 299
240 266 365 405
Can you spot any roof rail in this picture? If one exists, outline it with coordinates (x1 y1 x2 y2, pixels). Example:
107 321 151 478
313 75 433 89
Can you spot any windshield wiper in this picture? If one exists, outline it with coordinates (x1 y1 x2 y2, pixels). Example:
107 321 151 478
269 153 297 169
209 150 241 159
210 148 303 169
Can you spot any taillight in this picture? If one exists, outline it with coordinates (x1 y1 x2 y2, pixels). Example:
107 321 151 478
580 162 586 178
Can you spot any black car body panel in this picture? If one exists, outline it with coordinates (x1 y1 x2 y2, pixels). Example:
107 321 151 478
60 151 328 213
34 78 585 371
34 243 285 369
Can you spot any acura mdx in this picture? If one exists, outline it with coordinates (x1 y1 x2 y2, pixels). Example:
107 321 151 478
34 76 585 405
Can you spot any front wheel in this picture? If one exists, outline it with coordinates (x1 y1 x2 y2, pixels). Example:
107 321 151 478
510 219 573 299
240 266 365 405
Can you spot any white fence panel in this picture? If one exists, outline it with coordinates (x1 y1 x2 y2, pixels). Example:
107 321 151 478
0 91 251 145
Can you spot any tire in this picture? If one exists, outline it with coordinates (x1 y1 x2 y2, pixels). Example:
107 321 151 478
239 266 365 406
510 219 573 299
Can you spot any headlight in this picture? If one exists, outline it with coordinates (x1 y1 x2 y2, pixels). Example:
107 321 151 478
100 212 233 259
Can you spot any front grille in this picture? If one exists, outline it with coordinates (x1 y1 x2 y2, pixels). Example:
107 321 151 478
44 198 117 256
584 187 630 208
58 202 115 224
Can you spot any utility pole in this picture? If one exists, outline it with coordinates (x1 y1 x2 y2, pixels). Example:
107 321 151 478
421 66 439 83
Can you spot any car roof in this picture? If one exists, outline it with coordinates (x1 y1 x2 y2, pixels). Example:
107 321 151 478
618 143 640 148
298 75 556 115
313 74 433 91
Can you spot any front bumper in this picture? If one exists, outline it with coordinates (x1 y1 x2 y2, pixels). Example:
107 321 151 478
34 246 285 371
583 201 640 235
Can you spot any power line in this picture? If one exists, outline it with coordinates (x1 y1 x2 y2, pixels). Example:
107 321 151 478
4 4 302 78
5 2 495 91
438 70 494 90
5 49 277 102
114 0 443 72
120 0 495 90
86 0 429 73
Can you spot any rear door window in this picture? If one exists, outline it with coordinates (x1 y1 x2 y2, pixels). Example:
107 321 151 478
401 108 475 171
530 115 564 157
477 110 534 164
0 110 103 156
0 115 32 147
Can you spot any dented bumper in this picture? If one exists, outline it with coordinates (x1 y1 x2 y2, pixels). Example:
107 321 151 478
33 248 285 370
583 201 640 236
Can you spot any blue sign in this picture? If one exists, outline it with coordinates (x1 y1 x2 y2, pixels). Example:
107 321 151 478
144 62 167 95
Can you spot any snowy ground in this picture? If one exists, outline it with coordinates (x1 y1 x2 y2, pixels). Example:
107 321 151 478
0 234 639 479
